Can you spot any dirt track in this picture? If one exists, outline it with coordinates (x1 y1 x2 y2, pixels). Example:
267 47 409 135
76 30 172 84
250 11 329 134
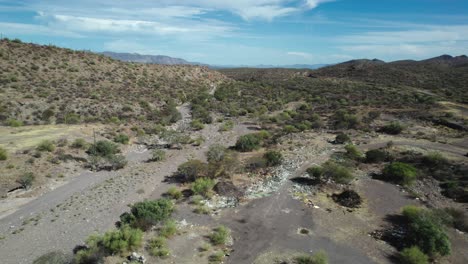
0 105 251 263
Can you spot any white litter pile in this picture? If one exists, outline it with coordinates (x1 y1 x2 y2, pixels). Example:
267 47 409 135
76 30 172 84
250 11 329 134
245 158 300 199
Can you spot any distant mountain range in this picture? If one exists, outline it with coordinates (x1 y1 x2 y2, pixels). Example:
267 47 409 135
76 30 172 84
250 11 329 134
100 51 328 69
100 51 206 66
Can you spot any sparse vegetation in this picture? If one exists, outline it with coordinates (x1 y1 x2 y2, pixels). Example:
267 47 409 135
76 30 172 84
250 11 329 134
71 138 88 149
150 149 166 162
235 133 262 152
380 121 404 135
36 140 56 152
159 219 177 238
209 226 230 246
166 186 182 200
113 133 129 144
17 172 34 189
264 150 283 166
399 246 429 264
148 236 170 258
120 199 174 230
382 162 418 186
365 149 388 163
334 133 350 144
191 178 216 198
294 250 328 264
401 206 451 257
0 147 7 160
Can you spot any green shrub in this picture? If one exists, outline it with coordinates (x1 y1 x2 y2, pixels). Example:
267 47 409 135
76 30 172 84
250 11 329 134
344 144 363 160
235 133 262 152
71 138 88 149
332 109 359 129
307 166 323 180
264 150 283 166
382 162 418 186
17 172 34 190
191 178 215 198
399 246 428 264
422 152 448 169
365 149 388 163
160 219 177 238
37 140 56 152
191 119 205 130
6 118 23 127
0 147 7 160
33 251 69 264
219 120 234 132
206 144 227 163
150 149 166 162
322 161 354 184
209 226 230 246
166 187 182 200
209 251 225 263
401 206 451 257
88 140 119 157
64 113 80 124
177 160 207 182
120 199 174 230
100 225 143 254
113 133 129 144
294 250 328 264
148 236 170 258
334 133 350 144
74 225 142 263
380 121 404 135
107 154 127 170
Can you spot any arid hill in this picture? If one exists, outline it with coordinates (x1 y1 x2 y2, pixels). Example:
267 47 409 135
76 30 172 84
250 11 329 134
0 39 226 125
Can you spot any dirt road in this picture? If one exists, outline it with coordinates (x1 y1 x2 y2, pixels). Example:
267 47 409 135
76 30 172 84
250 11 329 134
0 105 251 263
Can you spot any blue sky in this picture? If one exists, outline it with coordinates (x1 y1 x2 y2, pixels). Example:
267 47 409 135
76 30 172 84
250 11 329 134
1 0 467 65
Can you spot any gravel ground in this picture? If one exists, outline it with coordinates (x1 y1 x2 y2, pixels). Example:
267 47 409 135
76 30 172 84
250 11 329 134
0 104 252 264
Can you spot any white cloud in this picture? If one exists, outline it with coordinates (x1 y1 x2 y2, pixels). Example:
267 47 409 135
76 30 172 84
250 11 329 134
287 51 313 59
0 22 82 38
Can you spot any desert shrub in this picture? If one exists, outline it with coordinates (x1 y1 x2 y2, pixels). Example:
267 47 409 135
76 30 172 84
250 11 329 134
380 121 404 135
107 154 127 170
235 133 262 152
150 149 166 162
166 187 182 200
206 144 227 163
344 144 363 160
399 246 428 264
113 133 129 144
209 251 225 263
37 140 56 152
382 162 418 186
88 140 119 157
64 113 80 124
160 219 177 238
6 118 23 127
294 250 328 264
365 149 388 163
71 138 87 149
120 199 174 230
322 161 354 184
191 178 215 198
148 236 170 258
191 119 205 130
177 160 207 182
33 251 69 264
0 147 7 160
264 150 283 166
331 109 359 129
422 152 448 169
209 226 230 246
74 226 142 263
307 166 323 180
401 206 451 256
219 120 234 131
100 225 143 254
16 172 36 189
334 133 350 144
41 108 55 121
